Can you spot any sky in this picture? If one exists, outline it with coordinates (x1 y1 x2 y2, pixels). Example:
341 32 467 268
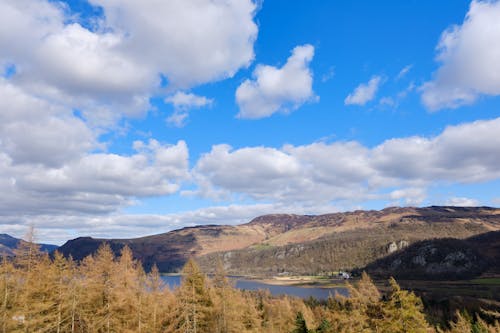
1 0 500 244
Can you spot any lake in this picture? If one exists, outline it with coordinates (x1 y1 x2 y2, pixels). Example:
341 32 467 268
161 275 348 300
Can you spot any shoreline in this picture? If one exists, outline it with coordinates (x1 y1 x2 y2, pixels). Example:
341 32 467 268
238 275 350 289
161 273 350 289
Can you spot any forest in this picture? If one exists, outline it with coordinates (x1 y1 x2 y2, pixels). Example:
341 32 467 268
1 238 499 333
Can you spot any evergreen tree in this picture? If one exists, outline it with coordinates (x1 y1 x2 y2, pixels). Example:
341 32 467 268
315 319 333 333
292 311 308 333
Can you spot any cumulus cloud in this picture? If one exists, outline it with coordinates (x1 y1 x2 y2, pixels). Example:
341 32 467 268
165 92 213 127
236 44 316 119
0 79 96 167
421 0 500 110
445 197 480 207
0 0 258 126
90 0 258 89
193 117 500 205
345 76 382 106
0 0 258 232
0 78 189 216
0 139 189 216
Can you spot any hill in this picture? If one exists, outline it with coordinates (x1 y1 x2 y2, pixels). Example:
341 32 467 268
58 206 500 274
364 231 500 280
0 233 58 256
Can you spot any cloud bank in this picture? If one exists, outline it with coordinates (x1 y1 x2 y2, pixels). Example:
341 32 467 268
193 117 500 205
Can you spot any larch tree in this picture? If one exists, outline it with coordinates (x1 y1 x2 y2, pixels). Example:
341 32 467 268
79 243 117 333
0 256 16 333
144 264 176 333
210 260 251 333
111 246 144 332
326 272 379 333
170 258 212 333
12 227 46 333
380 278 430 333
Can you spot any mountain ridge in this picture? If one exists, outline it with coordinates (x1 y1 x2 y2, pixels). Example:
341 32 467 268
0 233 59 256
56 206 500 274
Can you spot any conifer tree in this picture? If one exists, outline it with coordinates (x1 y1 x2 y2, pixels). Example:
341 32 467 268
170 258 212 333
211 260 254 333
0 256 16 333
292 311 308 333
446 312 472 333
13 226 46 332
381 277 430 333
327 272 380 332
79 243 116 333
112 246 144 332
240 291 262 332
144 264 175 333
315 319 333 333
44 251 75 333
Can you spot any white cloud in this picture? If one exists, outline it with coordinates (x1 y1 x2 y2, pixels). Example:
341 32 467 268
0 78 189 216
165 92 213 127
0 79 96 167
0 0 258 127
345 76 382 106
236 44 316 119
0 139 189 217
389 188 427 206
445 197 480 207
396 64 413 80
89 0 258 89
166 92 213 111
0 0 258 223
193 117 500 205
421 0 500 110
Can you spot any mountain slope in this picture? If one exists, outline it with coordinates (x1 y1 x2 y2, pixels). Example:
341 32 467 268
198 219 490 276
0 234 59 256
364 231 500 280
58 206 500 273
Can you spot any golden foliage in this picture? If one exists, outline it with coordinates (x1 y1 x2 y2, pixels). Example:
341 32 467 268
0 241 499 333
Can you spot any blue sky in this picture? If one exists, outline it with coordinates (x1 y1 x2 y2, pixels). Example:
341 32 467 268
1 0 500 243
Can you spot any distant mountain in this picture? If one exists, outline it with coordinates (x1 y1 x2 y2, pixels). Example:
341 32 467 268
0 233 58 256
58 206 500 274
364 231 500 280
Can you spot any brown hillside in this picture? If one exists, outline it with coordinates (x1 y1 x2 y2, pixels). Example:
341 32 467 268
58 206 500 273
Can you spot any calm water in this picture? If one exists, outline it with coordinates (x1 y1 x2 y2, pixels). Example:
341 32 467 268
161 275 348 300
